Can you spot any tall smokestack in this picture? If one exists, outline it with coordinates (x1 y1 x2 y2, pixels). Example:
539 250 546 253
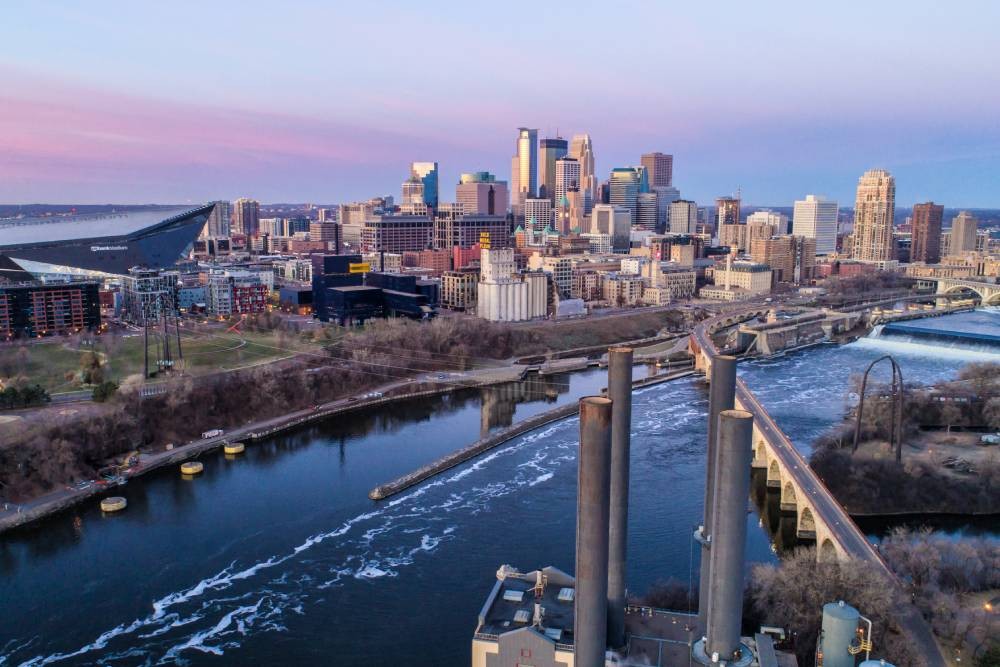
705 409 753 661
697 355 737 633
575 396 613 667
607 347 633 648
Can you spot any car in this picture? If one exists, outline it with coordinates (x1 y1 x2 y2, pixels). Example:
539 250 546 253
437 374 446 380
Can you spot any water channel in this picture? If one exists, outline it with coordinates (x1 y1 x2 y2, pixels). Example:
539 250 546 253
2 309 997 666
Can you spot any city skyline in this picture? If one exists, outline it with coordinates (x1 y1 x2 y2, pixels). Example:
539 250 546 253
2 2 1000 206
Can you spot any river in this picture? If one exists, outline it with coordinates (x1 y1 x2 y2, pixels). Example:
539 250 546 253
1 309 997 665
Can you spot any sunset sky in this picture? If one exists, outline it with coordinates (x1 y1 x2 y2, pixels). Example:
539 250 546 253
3 1 999 206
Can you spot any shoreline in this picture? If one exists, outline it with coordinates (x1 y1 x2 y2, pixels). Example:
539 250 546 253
0 366 533 535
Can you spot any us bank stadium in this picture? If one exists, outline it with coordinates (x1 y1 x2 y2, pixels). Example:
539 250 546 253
0 204 213 281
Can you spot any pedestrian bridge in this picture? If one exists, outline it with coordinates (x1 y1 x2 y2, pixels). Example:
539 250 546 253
935 277 1000 305
690 311 885 566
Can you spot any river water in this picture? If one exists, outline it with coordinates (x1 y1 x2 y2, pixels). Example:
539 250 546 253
2 309 997 666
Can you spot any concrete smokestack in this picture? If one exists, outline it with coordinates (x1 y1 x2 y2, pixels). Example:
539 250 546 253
575 396 613 667
697 355 737 633
607 347 633 648
705 409 754 661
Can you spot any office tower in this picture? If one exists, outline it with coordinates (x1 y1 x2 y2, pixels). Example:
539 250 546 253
569 134 597 210
669 200 698 234
511 128 538 218
851 169 896 262
950 211 978 254
539 137 568 202
554 157 581 209
401 176 425 206
233 198 260 237
792 195 839 255
911 202 944 263
641 152 673 187
636 192 658 231
591 204 631 252
651 186 680 232
410 162 439 208
456 172 509 216
204 200 231 238
609 168 641 218
524 198 552 245
716 196 740 227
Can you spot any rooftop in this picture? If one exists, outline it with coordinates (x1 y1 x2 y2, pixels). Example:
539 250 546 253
474 565 576 647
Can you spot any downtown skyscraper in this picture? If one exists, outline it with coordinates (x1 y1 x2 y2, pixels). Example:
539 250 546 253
792 195 839 255
510 128 538 219
569 134 597 211
538 137 568 203
911 201 944 263
410 162 439 208
640 152 673 188
851 169 896 262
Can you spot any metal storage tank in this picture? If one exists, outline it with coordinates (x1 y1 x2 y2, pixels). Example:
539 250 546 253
818 601 860 667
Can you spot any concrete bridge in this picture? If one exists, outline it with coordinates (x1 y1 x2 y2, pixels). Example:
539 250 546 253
935 277 1000 305
691 316 882 565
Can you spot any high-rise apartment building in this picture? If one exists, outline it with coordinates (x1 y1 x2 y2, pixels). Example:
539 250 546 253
554 157 581 210
669 200 698 234
851 169 896 262
511 128 538 218
569 134 597 210
455 172 509 216
204 200 232 238
792 195 839 255
538 137 568 202
950 211 978 254
750 236 817 284
911 201 944 263
640 152 673 187
716 196 740 228
746 210 789 235
233 198 260 237
410 162 439 208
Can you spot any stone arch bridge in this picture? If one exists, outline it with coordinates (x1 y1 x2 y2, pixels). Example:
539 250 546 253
935 277 1000 305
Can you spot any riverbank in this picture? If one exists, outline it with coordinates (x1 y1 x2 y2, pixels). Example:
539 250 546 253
0 363 536 535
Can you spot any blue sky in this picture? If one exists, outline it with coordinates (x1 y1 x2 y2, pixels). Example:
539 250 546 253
2 1 999 206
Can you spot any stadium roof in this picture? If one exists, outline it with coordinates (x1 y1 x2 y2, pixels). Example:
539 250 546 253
0 206 198 248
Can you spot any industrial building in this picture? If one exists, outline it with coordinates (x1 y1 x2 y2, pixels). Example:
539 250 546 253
0 281 101 339
476 248 548 322
0 204 213 279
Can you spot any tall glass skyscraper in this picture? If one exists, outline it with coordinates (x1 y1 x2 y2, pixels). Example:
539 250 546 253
410 162 439 208
510 128 538 218
538 137 568 203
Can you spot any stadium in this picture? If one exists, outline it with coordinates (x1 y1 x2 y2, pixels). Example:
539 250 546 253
0 204 213 281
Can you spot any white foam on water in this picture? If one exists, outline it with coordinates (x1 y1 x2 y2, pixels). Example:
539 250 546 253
11 395 605 666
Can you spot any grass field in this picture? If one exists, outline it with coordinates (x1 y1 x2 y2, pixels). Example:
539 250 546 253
0 326 330 393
